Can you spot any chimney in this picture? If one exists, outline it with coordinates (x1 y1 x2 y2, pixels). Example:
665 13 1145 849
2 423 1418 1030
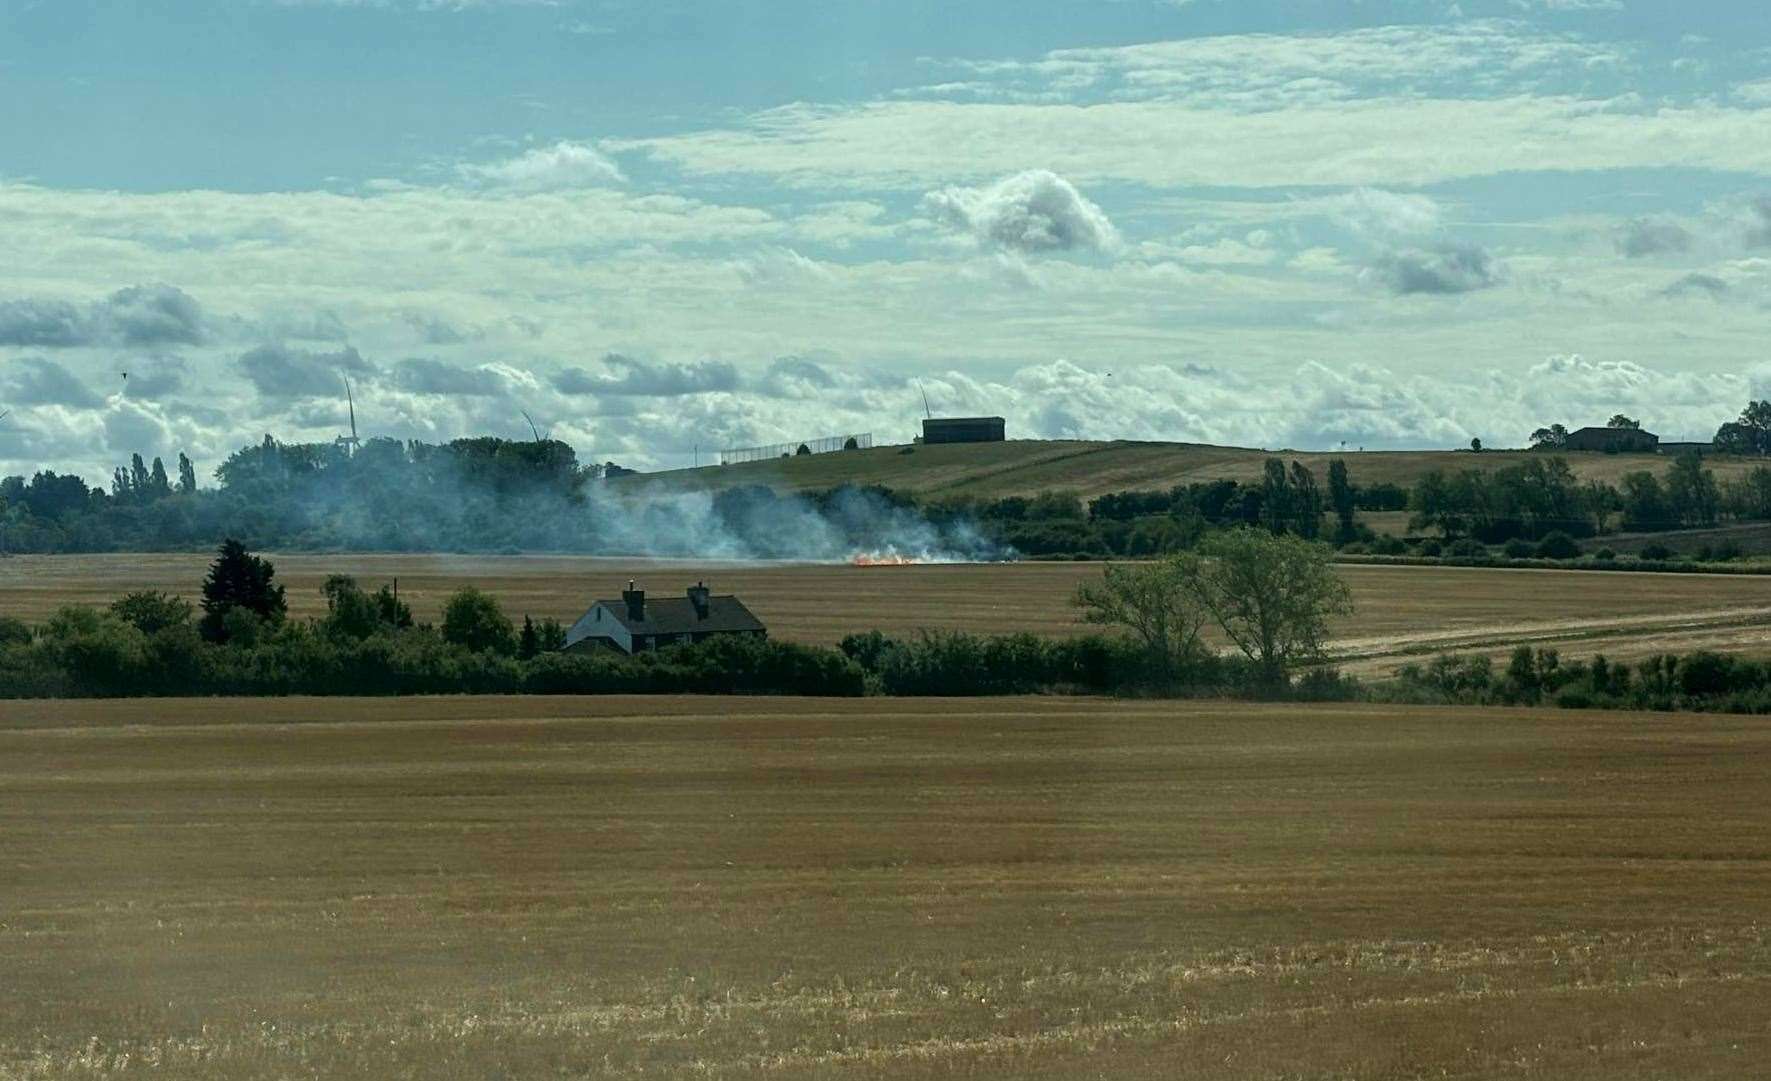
687 581 712 619
622 580 646 622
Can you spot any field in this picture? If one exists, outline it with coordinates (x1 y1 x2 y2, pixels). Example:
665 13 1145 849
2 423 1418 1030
615 438 1758 502
4 695 1769 1079
6 553 1771 675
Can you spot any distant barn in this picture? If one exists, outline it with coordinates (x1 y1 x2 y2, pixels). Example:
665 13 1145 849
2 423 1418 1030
563 582 765 655
1563 426 1659 453
922 417 1006 444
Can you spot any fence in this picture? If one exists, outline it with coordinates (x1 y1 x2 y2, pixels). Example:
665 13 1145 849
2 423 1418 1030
720 432 873 465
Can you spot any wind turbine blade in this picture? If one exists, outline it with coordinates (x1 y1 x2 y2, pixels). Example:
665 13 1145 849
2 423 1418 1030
344 377 358 441
521 410 542 442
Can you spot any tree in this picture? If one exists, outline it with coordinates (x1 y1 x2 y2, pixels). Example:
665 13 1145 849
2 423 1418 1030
518 615 541 660
1666 452 1720 527
177 452 198 495
109 591 194 635
441 587 516 655
199 539 288 643
1260 458 1292 535
129 453 151 496
1620 471 1670 532
148 457 172 499
1288 462 1322 539
1470 437 1483 453
1715 400 1771 456
322 575 413 639
1529 423 1568 450
1327 458 1357 544
1073 559 1210 680
1189 528 1353 686
1607 414 1641 430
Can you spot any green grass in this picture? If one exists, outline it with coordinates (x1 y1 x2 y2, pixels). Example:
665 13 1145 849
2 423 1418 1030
4 695 1770 1078
613 438 1753 502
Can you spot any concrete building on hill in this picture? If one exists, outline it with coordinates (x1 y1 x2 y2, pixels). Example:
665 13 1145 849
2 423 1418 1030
922 417 1006 444
1563 426 1660 453
563 581 766 655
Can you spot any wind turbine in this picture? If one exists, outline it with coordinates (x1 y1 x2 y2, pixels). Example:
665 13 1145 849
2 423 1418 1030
520 410 548 442
916 379 932 420
334 375 362 457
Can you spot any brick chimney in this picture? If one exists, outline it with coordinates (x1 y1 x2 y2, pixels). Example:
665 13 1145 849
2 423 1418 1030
687 581 712 619
622 580 646 622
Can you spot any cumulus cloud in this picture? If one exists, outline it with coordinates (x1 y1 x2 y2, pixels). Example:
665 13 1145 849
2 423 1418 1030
458 141 626 191
1333 188 1443 239
552 354 740 397
1 357 105 409
0 285 204 348
1617 216 1694 257
238 344 374 400
1366 242 1502 295
391 358 509 396
923 170 1119 254
121 357 189 400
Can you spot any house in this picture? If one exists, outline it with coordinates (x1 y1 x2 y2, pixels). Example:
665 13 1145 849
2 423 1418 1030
922 417 1006 444
1563 426 1660 453
563 581 766 655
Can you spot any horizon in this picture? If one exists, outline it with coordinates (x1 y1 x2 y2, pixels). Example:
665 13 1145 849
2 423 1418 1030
5 0 1771 480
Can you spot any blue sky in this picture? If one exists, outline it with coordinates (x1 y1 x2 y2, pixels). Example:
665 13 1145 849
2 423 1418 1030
3 0 1771 478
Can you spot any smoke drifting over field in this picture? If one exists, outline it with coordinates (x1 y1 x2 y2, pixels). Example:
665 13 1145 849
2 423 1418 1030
18 435 1010 562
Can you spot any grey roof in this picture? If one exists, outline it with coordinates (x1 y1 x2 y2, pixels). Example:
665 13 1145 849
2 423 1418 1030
1570 425 1658 439
596 595 765 636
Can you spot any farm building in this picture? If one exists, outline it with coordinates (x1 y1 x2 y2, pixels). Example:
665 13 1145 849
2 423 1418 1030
922 417 1006 444
563 582 766 655
1563 426 1660 453
1660 441 1716 456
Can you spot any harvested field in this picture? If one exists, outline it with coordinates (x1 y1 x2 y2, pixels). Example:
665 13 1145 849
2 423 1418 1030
3 696 1769 1079
4 553 1771 674
615 438 1764 502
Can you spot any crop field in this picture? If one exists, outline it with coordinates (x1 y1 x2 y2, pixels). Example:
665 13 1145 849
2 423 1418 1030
5 553 1771 675
3 695 1769 1079
616 438 1763 502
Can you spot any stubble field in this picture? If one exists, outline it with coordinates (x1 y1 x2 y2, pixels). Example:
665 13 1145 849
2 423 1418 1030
4 553 1771 674
3 695 1769 1079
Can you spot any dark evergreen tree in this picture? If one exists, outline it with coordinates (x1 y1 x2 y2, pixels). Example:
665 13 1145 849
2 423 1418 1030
130 453 150 495
177 452 198 494
199 539 287 643
519 615 540 660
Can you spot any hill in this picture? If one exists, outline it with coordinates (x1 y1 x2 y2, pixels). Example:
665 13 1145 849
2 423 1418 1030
615 438 1754 502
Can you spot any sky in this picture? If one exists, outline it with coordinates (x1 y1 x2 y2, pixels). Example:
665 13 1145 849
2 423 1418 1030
4 0 1771 481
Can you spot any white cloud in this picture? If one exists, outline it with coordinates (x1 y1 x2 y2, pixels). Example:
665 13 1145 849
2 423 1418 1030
457 141 626 191
922 170 1119 254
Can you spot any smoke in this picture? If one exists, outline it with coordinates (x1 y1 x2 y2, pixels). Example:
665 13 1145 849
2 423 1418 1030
196 437 1011 563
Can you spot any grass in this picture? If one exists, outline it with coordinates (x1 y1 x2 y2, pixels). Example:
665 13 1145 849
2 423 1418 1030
3 695 1770 1078
613 438 1761 502
7 553 1771 674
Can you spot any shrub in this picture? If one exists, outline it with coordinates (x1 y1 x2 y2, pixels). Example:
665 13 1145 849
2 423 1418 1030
1372 536 1407 556
109 591 194 636
1503 539 1534 559
441 588 517 656
1447 538 1487 559
1593 547 1617 561
0 616 31 647
1641 543 1674 561
1295 667 1359 701
1535 531 1582 560
1416 539 1443 558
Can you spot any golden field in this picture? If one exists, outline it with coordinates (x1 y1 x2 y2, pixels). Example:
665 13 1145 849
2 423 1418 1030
4 553 1771 674
617 439 1763 502
2 695 1768 1079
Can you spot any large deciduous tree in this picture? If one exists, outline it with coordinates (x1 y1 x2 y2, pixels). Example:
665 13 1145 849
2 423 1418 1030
1072 559 1210 680
1190 529 1353 687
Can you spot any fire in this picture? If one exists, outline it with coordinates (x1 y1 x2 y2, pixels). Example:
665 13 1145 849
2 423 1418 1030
851 552 922 566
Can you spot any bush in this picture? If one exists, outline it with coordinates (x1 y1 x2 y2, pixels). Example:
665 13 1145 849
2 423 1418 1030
1294 667 1359 701
1372 536 1407 556
441 587 517 656
1447 538 1487 559
1535 531 1582 560
1641 543 1674 561
1503 539 1534 559
110 591 194 635
1416 539 1443 558
0 616 31 647
1593 547 1617 561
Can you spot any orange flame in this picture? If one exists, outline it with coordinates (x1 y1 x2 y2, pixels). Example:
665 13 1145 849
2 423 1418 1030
851 552 921 566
